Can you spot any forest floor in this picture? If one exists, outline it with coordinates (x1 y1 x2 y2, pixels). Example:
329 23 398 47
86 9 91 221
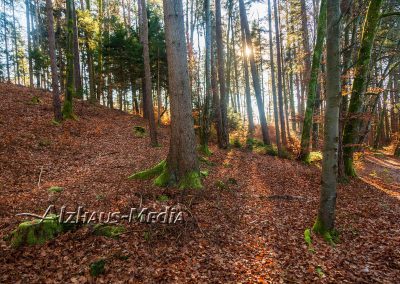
0 83 399 283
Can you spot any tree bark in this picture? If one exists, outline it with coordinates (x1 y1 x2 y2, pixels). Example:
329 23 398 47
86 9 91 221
162 0 201 188
239 0 271 145
314 0 340 238
299 0 327 160
140 0 158 146
215 0 229 148
342 0 383 177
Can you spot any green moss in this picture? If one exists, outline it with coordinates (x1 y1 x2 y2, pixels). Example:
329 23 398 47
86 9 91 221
154 168 172 187
200 170 209 177
304 228 315 252
10 215 63 248
199 156 215 166
215 180 227 190
62 100 75 120
316 266 325 277
128 160 166 180
312 217 335 245
51 119 61 126
29 96 42 105
178 171 202 190
38 139 51 147
157 194 169 202
93 224 125 238
48 186 63 193
133 126 146 137
198 144 212 156
89 259 106 277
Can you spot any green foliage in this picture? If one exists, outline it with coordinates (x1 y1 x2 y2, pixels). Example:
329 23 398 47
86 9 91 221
304 228 315 252
200 170 209 177
48 186 63 193
227 108 242 131
316 266 325 278
90 259 106 277
29 96 42 105
304 151 323 164
93 224 125 238
312 217 335 245
231 137 242 148
198 144 212 156
215 180 227 190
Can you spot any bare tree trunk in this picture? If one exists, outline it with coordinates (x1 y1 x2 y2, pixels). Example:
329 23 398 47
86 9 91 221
239 0 271 145
215 0 229 148
314 0 340 239
139 0 158 146
45 0 62 121
72 0 82 98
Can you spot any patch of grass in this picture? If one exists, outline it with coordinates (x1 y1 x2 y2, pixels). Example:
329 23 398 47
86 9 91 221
90 259 106 277
231 137 242 148
51 119 61 126
48 186 63 194
316 266 325 278
200 170 209 177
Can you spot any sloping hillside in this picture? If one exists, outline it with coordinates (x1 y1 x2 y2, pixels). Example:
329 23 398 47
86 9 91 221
0 83 399 283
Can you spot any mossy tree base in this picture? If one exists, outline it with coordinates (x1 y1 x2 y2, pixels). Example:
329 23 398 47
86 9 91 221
312 217 335 245
198 144 212 156
129 160 202 189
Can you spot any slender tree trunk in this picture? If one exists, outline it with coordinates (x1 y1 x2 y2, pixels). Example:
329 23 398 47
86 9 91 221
314 0 340 238
273 0 287 146
72 0 82 98
299 0 327 160
215 0 229 148
200 0 213 154
25 0 33 87
140 0 158 146
300 0 311 93
45 0 62 121
97 0 104 101
62 0 75 119
241 27 254 140
11 0 20 84
239 0 271 145
342 0 383 177
267 0 281 152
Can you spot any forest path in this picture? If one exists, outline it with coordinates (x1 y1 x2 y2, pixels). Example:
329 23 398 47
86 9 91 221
0 83 399 283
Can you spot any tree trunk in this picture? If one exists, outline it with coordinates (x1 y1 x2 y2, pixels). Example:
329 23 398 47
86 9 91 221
273 0 287 146
239 0 271 145
200 0 213 155
62 0 75 119
72 1 83 98
267 0 281 152
314 0 340 239
45 0 62 122
299 0 327 160
215 0 229 148
25 0 34 87
140 0 158 146
300 0 311 93
161 0 201 188
342 0 383 177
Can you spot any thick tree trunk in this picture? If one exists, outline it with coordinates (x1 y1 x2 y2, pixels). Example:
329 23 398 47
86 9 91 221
239 0 271 145
314 0 340 239
299 0 327 160
140 0 158 146
45 0 62 122
342 0 383 177
161 0 200 188
215 0 229 148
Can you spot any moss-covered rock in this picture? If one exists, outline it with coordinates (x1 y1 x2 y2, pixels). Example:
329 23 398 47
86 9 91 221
93 224 125 239
10 215 64 248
